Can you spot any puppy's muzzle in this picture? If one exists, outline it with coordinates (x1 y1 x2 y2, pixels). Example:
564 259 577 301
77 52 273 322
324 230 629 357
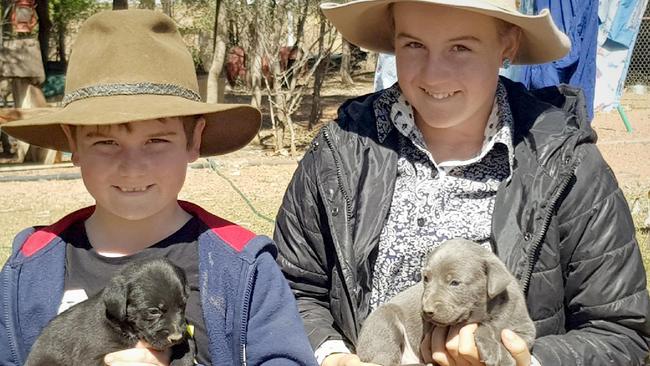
168 332 184 343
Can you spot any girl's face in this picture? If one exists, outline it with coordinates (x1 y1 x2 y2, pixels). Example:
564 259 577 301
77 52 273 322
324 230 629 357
394 3 520 134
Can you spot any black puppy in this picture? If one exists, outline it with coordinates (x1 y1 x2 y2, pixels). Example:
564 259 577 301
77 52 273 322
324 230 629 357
25 258 195 366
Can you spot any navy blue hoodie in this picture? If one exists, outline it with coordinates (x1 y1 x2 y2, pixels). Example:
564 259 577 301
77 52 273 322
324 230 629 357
0 201 318 366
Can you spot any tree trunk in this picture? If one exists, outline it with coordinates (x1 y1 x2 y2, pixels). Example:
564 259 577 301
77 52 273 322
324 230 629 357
57 22 66 64
207 0 227 103
292 0 309 47
249 22 263 109
309 14 329 130
35 0 51 66
161 0 172 16
340 38 354 86
139 0 155 9
113 0 128 10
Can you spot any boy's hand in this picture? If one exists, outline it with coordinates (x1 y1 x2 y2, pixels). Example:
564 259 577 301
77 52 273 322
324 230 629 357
421 324 531 366
104 341 171 366
321 353 382 366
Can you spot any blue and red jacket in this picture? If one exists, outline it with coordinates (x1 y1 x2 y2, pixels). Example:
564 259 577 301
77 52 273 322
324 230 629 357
0 201 318 366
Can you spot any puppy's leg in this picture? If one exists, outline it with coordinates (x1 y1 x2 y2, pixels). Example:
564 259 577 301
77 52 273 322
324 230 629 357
474 325 515 366
357 304 410 365
170 336 196 366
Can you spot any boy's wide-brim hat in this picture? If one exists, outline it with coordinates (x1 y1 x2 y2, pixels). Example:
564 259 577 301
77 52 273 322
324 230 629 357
2 10 261 157
320 0 571 65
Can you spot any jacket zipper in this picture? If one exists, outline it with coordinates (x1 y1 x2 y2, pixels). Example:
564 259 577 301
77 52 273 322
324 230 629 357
322 127 352 220
521 162 578 295
2 266 21 365
239 269 254 366
321 126 361 338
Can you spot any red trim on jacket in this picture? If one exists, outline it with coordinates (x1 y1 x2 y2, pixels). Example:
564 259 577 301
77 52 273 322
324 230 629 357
20 206 95 257
179 200 255 252
20 201 255 257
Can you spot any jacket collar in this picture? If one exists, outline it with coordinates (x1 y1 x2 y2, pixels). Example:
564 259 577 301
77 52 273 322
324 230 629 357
19 200 255 257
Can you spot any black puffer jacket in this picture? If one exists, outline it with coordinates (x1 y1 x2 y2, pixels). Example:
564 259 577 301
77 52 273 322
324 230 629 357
274 78 650 365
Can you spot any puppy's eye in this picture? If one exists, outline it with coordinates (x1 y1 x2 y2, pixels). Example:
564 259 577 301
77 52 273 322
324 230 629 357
147 308 163 318
449 280 460 287
422 274 430 283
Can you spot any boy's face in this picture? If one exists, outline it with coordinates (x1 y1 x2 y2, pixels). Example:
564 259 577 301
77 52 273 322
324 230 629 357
62 117 204 222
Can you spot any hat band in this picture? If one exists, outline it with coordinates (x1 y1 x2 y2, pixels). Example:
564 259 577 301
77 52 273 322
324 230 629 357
62 82 202 106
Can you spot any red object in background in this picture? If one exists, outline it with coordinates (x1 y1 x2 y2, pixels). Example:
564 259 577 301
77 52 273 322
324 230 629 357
11 0 38 33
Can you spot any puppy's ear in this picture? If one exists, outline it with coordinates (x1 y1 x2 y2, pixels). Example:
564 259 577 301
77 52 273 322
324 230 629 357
485 258 511 299
103 275 129 323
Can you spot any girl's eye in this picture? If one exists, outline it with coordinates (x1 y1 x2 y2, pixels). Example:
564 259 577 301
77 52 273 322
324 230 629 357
451 45 470 52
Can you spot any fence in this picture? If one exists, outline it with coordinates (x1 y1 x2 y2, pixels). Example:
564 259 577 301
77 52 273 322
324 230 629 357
626 6 650 86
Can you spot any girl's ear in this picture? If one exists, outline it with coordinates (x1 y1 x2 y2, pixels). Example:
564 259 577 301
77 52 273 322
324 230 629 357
500 25 522 64
188 117 206 163
60 124 80 166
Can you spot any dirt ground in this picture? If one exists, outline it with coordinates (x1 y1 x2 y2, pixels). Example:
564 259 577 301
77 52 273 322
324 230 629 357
1 75 649 270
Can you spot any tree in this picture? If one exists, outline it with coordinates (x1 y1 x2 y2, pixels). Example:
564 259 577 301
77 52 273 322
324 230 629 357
49 0 98 65
161 0 172 16
258 0 335 154
206 0 227 103
36 0 51 66
309 11 336 130
113 0 128 10
340 38 354 86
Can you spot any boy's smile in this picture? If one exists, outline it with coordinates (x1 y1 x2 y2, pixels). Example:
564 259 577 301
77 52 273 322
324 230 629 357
114 185 154 193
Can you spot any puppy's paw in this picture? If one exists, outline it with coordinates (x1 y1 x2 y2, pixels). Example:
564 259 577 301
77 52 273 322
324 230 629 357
475 325 516 366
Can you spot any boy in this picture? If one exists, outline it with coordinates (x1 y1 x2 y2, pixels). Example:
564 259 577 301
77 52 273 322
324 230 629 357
0 9 317 366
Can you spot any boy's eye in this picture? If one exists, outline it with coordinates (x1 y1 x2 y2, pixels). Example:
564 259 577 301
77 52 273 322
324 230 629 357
147 138 169 144
451 45 470 52
93 140 117 146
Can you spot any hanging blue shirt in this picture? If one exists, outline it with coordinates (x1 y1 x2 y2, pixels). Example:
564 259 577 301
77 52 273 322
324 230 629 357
517 0 599 121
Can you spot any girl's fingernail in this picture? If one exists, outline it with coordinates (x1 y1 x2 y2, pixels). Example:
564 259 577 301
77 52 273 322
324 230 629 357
503 329 515 340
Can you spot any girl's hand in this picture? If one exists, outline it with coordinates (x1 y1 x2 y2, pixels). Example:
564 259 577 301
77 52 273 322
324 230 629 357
321 353 382 366
421 324 531 366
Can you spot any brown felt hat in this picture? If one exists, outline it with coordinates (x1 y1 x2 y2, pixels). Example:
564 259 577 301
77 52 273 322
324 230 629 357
320 0 571 65
3 9 261 156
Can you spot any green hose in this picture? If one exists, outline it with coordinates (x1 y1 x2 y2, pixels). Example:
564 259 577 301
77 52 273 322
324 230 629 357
207 158 275 225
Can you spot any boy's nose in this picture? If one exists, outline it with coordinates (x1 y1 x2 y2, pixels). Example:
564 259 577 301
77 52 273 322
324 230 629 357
117 149 148 176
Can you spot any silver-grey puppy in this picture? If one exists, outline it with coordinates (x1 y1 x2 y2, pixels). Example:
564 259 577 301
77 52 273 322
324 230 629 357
357 239 535 366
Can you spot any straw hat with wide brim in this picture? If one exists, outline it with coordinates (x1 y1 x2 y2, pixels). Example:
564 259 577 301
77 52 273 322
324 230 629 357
320 0 571 65
2 9 261 157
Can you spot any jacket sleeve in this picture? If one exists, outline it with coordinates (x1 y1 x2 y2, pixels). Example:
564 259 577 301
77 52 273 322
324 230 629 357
245 250 319 366
273 141 344 350
0 228 34 366
0 262 19 366
532 144 650 365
